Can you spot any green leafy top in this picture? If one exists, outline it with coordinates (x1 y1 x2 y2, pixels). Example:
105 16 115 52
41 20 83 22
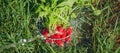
36 0 77 33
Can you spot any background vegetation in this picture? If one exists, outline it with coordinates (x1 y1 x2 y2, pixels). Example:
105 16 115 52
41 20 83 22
0 0 120 53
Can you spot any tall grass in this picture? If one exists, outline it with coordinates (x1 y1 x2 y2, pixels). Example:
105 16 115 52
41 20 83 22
0 0 120 53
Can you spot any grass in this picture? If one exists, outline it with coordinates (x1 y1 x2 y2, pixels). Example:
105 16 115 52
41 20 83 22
0 0 120 53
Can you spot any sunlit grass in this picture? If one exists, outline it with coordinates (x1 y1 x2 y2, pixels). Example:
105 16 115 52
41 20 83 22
0 0 120 53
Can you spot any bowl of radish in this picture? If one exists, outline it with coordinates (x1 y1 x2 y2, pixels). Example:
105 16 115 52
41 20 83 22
36 18 73 47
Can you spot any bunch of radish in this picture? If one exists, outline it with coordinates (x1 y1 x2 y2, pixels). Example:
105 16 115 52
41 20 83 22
42 25 72 46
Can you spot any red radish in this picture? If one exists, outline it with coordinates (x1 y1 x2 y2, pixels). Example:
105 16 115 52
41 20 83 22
65 36 71 43
65 26 72 43
67 26 72 35
48 34 61 44
49 34 56 43
50 33 64 46
50 34 60 39
56 25 64 33
45 38 49 43
48 39 54 44
42 28 49 38
55 40 64 46
43 25 73 46
61 29 66 39
45 38 54 44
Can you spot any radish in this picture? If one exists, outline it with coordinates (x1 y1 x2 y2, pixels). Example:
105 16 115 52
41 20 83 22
42 28 49 38
67 26 72 36
55 40 64 46
45 38 54 44
61 29 66 39
65 36 71 43
56 25 64 33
